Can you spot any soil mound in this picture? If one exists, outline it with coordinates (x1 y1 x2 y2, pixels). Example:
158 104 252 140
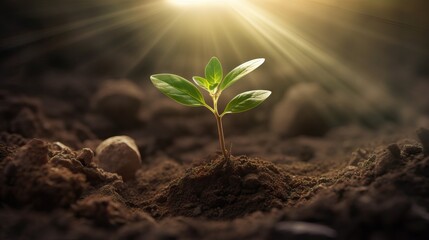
0 138 121 210
157 156 293 220
0 139 87 210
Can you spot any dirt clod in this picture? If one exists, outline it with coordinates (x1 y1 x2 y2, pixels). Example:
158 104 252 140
403 144 423 156
73 194 155 228
271 83 334 137
0 139 87 210
92 80 143 126
16 139 49 165
374 145 403 176
387 143 401 159
77 148 94 165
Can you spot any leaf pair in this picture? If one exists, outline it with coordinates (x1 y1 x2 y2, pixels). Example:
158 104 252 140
192 57 265 95
150 57 271 115
193 57 223 92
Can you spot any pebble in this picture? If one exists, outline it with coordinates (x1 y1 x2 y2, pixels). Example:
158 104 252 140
402 144 423 156
192 206 202 216
77 148 94 165
92 80 143 125
349 148 370 166
51 141 73 154
95 136 142 181
272 221 337 240
387 143 401 159
374 145 402 176
243 174 261 190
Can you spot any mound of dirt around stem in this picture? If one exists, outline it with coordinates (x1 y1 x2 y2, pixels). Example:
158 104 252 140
156 156 294 220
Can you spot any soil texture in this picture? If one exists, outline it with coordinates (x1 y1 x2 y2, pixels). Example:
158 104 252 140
1 78 429 240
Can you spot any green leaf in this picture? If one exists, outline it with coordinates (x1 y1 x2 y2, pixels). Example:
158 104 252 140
220 58 265 91
192 76 210 91
223 90 271 115
151 74 206 107
205 57 223 85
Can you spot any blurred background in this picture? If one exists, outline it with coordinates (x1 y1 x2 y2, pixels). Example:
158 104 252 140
1 0 429 148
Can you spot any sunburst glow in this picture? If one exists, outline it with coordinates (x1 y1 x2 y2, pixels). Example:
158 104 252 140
168 0 237 7
1 0 423 124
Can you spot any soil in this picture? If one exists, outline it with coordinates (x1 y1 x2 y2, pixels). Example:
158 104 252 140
1 77 429 240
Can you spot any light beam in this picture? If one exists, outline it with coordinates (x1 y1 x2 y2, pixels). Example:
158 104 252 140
168 0 237 7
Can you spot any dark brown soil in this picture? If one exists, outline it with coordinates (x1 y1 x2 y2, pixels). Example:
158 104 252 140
155 156 293 219
1 79 429 240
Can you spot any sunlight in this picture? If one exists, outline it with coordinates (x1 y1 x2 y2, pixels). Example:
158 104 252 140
1 0 401 115
168 0 236 7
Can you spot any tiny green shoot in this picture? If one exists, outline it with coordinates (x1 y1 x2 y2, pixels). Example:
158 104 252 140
150 57 271 160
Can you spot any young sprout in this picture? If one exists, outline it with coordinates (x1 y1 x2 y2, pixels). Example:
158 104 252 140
150 57 271 160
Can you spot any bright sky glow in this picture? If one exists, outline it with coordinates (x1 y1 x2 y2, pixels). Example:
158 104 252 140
168 0 236 7
1 0 399 118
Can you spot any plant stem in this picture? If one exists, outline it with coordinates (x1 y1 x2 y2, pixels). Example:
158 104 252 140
215 114 228 160
213 94 229 160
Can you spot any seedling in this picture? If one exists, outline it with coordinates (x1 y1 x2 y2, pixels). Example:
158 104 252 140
150 57 271 160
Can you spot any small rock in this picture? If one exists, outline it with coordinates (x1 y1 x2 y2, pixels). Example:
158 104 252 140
51 141 73 154
92 80 143 126
349 148 370 166
271 221 336 240
243 174 260 190
402 144 423 156
77 148 94 165
95 136 142 181
387 143 401 159
417 128 429 156
50 156 81 172
374 145 402 176
192 206 202 216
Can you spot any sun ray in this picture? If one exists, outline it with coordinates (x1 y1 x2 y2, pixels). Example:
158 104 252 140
0 1 161 50
2 0 424 126
1 1 167 68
